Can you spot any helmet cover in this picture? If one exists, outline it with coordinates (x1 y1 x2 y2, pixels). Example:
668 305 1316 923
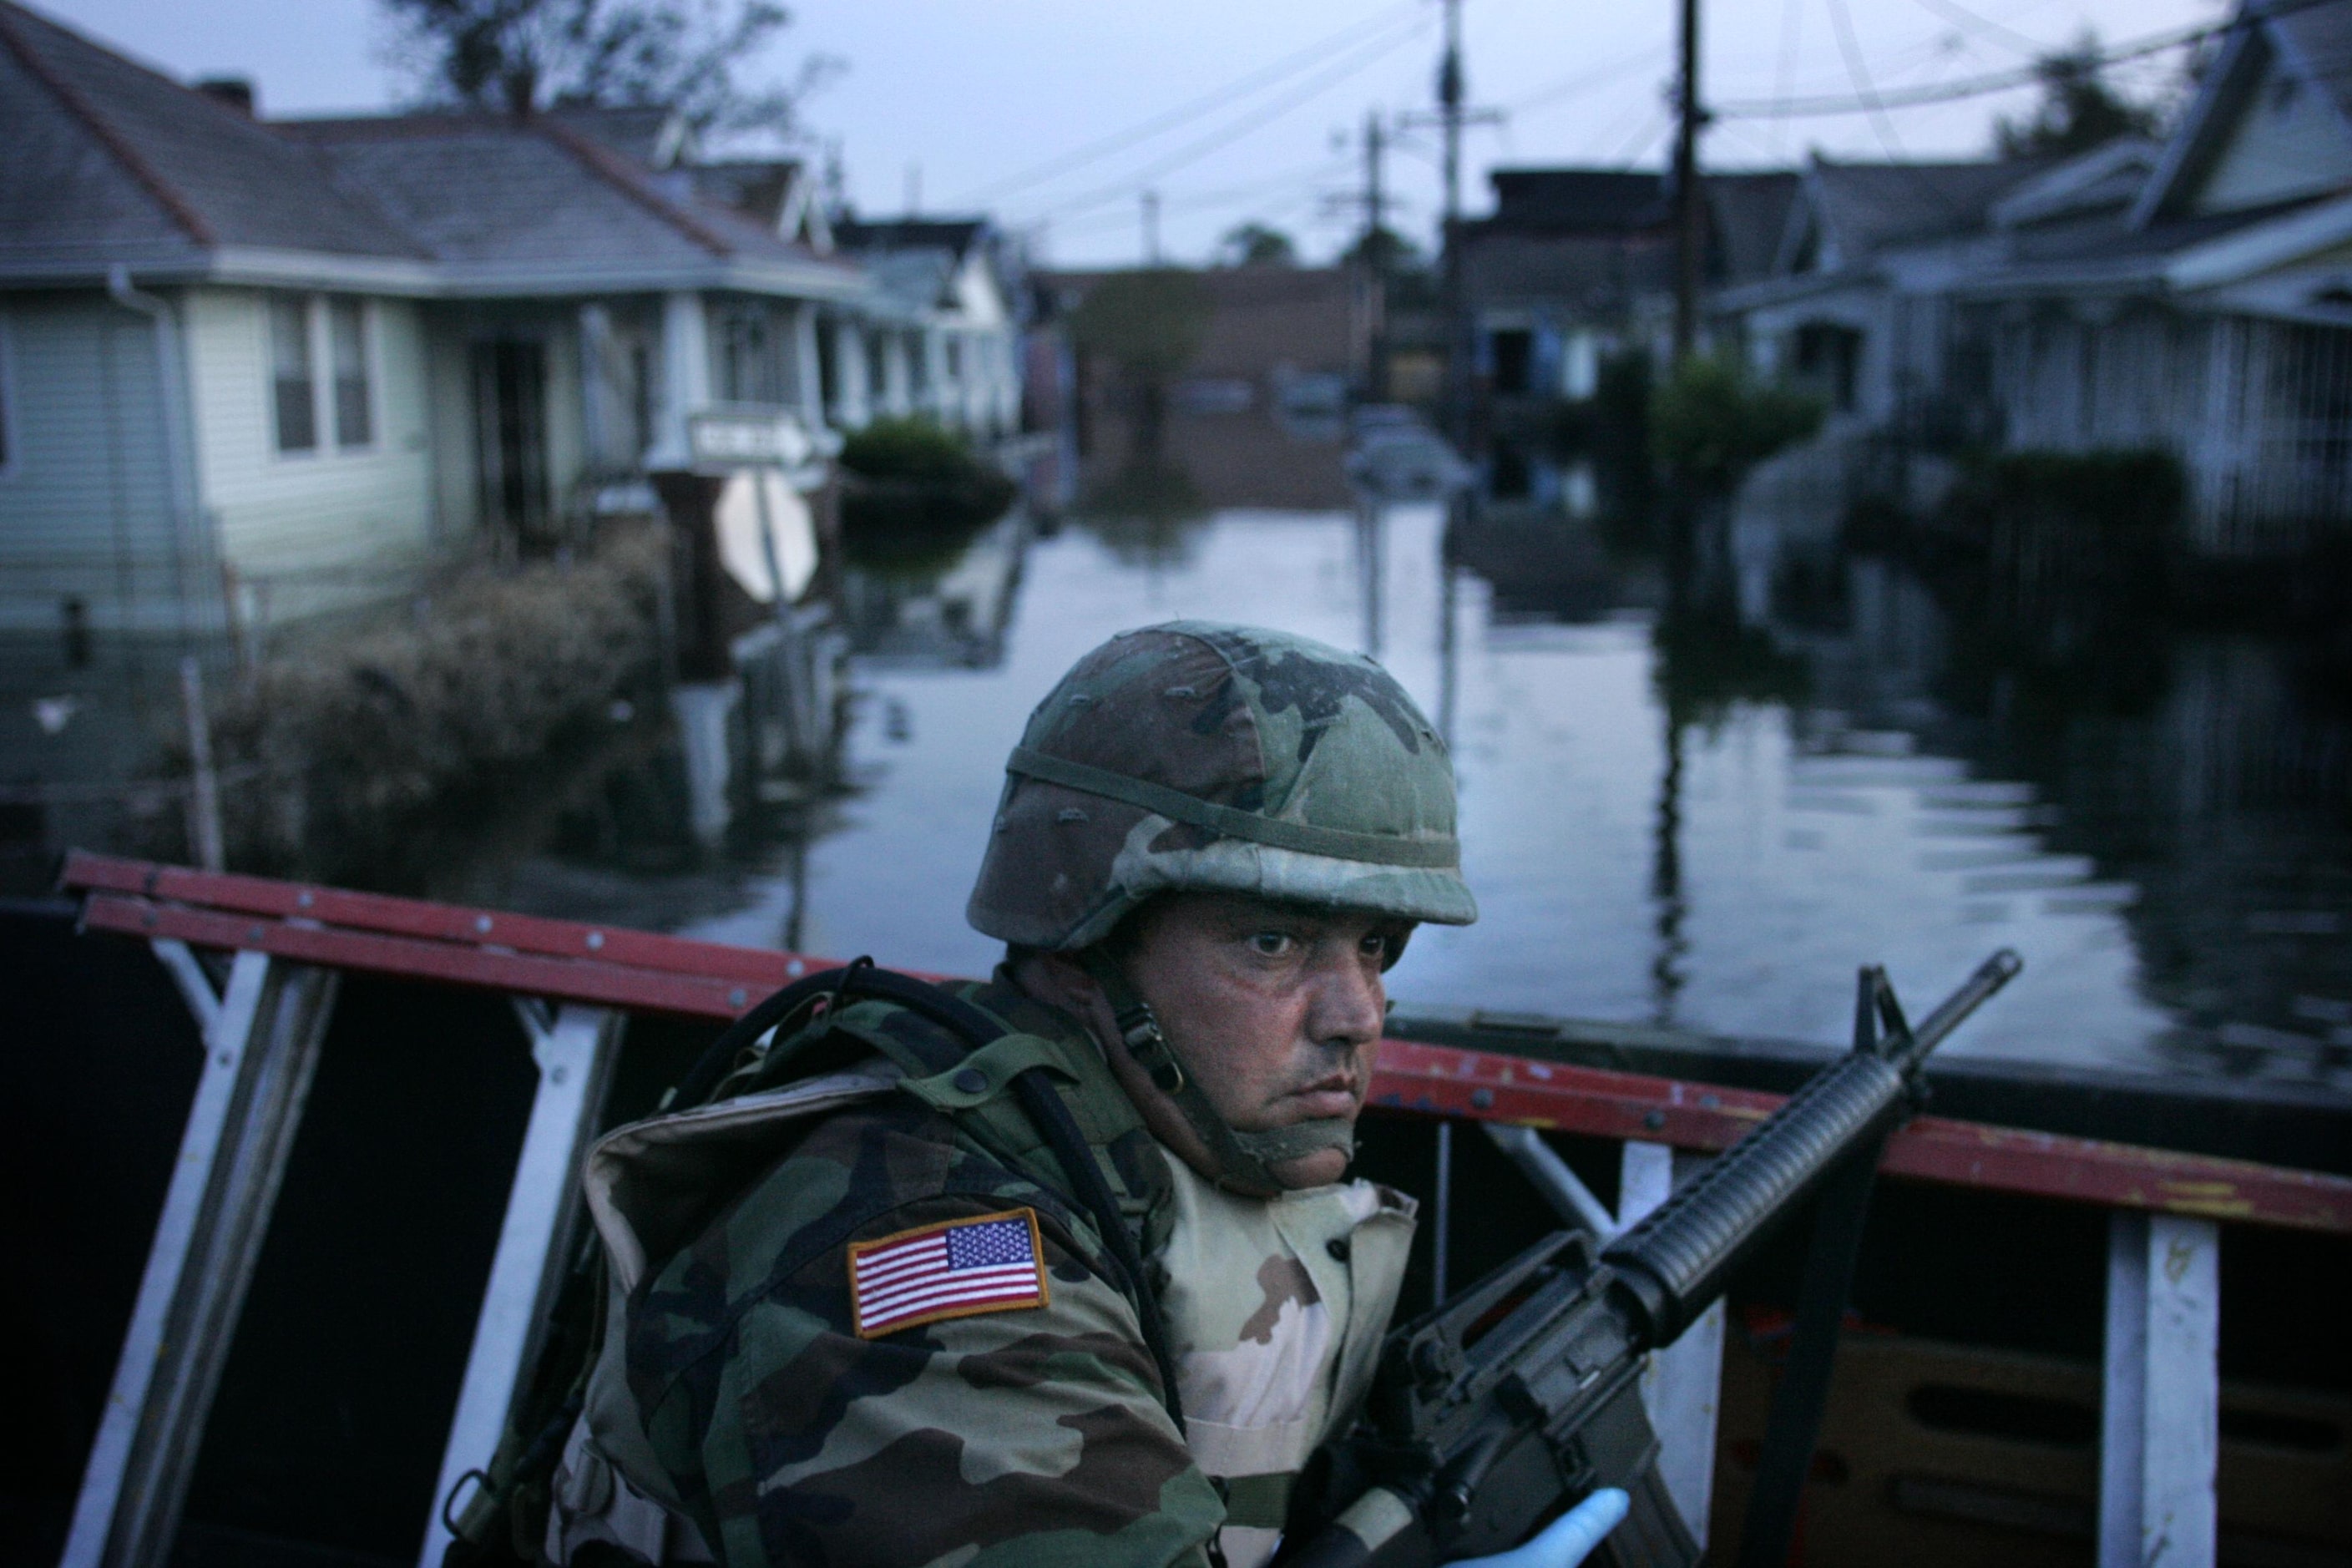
967 621 1476 950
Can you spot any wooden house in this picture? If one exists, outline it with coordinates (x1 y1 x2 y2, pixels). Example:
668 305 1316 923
0 0 1026 678
1716 0 2352 559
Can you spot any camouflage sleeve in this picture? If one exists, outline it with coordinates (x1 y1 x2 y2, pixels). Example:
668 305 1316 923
647 1191 1226 1568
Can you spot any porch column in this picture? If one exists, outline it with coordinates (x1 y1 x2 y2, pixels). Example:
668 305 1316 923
650 291 711 468
793 305 825 427
2100 1210 2219 1568
833 317 868 428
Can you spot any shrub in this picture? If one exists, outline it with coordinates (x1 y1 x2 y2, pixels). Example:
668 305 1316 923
837 416 1016 543
206 524 665 885
1650 356 1824 497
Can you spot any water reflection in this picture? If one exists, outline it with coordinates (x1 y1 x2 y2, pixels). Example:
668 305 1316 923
496 403 2350 1090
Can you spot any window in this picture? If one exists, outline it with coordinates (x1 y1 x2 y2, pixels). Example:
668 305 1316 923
271 295 316 453
329 297 372 448
719 309 784 404
866 332 888 401
944 334 964 382
1490 329 1533 395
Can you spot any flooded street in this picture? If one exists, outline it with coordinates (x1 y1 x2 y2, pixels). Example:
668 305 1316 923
492 413 2352 1090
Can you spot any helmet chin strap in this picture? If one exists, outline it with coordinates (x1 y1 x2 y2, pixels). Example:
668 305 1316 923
1080 951 1356 1197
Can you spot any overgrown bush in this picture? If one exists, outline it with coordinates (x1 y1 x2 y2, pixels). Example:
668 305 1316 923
1650 356 1824 497
208 524 666 885
838 416 1017 544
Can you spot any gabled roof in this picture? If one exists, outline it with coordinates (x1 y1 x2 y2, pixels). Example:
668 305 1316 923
1796 157 2046 263
1990 139 2162 229
0 0 422 271
2134 0 2352 226
0 0 857 296
548 103 692 169
281 113 751 275
690 158 832 251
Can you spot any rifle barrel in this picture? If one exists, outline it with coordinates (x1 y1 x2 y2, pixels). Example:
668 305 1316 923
1601 949 2021 1345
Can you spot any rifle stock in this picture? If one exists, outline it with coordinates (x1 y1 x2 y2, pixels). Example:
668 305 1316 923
1279 950 2022 1567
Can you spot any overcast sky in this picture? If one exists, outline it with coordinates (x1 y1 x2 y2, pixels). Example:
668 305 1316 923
49 0 2223 266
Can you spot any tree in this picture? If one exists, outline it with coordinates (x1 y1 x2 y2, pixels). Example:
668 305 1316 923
381 0 834 137
1995 33 2161 159
1218 221 1297 267
1066 269 1211 453
1338 223 1423 273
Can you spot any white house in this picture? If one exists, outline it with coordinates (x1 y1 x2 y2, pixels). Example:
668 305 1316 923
833 217 1026 438
1717 0 2352 558
0 0 1026 678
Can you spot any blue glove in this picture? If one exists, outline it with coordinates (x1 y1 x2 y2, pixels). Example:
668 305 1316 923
1448 1489 1631 1568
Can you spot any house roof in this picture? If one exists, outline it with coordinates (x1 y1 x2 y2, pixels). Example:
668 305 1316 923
281 112 847 280
834 216 989 260
548 103 690 169
0 0 858 297
2273 0 2352 134
2135 0 2352 225
690 159 805 227
0 0 423 272
1707 171 1802 284
1990 139 2162 229
1800 157 2047 260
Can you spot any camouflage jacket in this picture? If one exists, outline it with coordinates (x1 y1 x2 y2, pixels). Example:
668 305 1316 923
560 973 1413 1568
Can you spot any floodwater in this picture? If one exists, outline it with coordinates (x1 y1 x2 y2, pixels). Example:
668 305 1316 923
503 416 2352 1090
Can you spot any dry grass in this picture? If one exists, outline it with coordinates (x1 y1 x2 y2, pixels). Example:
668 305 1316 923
213 524 667 884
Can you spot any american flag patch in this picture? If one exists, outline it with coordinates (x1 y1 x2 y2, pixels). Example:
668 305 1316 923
847 1209 1050 1338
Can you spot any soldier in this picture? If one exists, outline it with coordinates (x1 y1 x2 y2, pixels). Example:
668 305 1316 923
537 622 1627 1567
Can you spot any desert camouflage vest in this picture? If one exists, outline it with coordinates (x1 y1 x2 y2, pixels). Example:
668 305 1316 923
540 984 1412 1565
1157 1155 1416 1568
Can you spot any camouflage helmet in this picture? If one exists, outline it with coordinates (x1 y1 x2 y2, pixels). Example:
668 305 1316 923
967 620 1476 951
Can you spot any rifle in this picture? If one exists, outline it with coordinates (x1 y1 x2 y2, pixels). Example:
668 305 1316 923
1282 949 2023 1568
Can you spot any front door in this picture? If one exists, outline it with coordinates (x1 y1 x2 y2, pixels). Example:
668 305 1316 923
473 340 551 544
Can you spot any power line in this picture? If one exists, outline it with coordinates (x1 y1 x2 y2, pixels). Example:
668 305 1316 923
953 2 1421 204
1015 16 1433 223
1505 40 1675 117
1825 0 1908 156
1903 0 2043 58
1044 154 1354 239
1714 2 2280 119
1771 0 1806 157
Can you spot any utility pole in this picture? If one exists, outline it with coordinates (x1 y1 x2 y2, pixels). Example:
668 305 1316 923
1672 0 1706 363
1399 0 1498 443
1142 189 1161 266
1363 109 1389 400
1438 0 1465 439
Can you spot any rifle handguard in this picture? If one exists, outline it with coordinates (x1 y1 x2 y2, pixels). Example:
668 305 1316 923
1601 948 2020 1344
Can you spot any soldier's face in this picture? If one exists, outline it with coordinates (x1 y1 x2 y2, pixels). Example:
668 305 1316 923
1120 893 1407 1190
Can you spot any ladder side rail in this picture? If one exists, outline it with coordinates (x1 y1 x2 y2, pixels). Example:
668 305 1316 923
420 1003 625 1568
62 951 340 1568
